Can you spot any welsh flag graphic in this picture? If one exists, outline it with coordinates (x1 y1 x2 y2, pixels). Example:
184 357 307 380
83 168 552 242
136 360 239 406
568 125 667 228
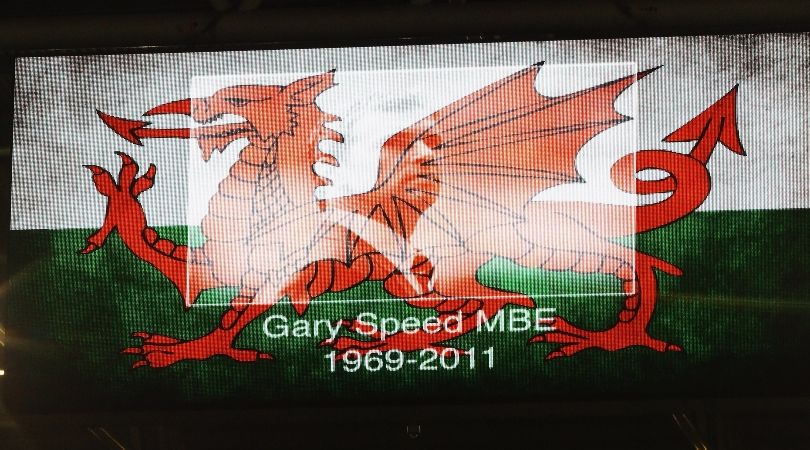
5 35 810 412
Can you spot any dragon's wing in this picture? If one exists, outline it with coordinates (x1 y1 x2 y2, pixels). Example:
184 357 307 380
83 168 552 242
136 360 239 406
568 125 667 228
334 63 648 260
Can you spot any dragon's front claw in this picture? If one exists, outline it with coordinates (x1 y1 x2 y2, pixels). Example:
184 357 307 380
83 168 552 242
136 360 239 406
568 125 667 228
80 227 114 254
84 164 117 196
78 242 99 255
84 152 156 199
81 153 158 254
530 316 682 360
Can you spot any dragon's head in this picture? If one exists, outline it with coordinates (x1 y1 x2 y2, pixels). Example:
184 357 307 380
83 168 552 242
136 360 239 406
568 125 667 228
97 71 337 160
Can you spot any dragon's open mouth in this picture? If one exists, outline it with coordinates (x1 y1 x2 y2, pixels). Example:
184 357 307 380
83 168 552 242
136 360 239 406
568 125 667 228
193 121 257 160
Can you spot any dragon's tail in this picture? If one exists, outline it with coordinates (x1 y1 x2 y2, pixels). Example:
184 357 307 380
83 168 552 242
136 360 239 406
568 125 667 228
610 150 712 234
608 85 746 235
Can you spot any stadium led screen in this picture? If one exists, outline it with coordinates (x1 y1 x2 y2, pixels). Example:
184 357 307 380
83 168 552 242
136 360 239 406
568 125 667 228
4 33 810 413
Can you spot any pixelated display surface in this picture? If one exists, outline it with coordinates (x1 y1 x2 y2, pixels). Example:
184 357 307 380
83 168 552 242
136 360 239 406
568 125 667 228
4 34 810 413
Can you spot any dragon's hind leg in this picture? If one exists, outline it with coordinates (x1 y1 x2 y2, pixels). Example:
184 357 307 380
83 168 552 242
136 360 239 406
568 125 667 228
122 251 344 368
81 152 221 306
123 289 274 367
527 250 683 359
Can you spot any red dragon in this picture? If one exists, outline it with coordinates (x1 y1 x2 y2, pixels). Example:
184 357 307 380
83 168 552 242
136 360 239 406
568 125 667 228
81 64 744 367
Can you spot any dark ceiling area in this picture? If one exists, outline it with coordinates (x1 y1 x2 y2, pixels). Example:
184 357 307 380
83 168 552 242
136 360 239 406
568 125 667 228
1 1 809 449
1 0 809 52
0 0 431 17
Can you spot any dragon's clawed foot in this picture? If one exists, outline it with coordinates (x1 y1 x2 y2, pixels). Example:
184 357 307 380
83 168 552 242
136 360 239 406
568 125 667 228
122 331 272 368
80 152 156 254
529 316 682 360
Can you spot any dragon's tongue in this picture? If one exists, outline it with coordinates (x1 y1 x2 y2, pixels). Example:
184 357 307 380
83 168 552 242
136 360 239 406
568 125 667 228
145 98 192 116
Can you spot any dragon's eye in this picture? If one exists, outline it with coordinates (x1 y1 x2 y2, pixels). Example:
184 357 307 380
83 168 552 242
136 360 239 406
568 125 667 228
225 97 249 107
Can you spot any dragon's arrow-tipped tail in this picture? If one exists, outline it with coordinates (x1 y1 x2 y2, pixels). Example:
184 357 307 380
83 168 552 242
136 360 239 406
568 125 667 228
611 86 746 234
664 85 746 163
